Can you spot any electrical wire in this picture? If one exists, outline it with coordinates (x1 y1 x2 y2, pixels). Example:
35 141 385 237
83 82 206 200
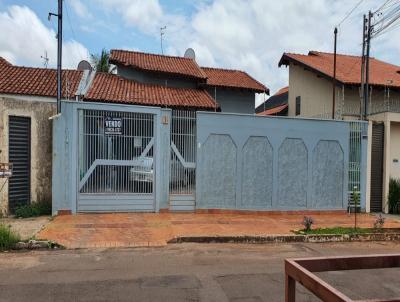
373 0 397 14
64 0 87 60
370 1 400 39
337 0 365 26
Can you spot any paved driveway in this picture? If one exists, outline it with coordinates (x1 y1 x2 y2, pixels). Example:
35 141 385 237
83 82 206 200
37 212 400 248
0 242 400 301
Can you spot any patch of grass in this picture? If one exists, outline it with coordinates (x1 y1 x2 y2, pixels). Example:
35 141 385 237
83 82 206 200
0 224 21 251
14 201 51 218
295 227 377 235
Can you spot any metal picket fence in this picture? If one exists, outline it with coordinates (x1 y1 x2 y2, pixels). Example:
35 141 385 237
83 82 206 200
78 109 155 194
169 110 196 195
348 121 365 210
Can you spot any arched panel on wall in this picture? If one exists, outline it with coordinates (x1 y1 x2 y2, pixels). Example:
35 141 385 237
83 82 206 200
312 140 344 208
241 136 273 208
278 138 308 208
200 134 237 208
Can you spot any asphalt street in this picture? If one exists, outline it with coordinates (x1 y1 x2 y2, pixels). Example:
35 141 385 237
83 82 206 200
0 242 400 301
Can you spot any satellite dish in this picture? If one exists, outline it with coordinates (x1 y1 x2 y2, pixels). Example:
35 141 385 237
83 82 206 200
77 60 93 72
184 48 196 60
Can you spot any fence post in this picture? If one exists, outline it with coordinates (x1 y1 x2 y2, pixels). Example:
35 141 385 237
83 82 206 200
285 273 296 302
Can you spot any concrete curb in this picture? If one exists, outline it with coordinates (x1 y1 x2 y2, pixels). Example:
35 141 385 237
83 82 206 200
168 233 400 244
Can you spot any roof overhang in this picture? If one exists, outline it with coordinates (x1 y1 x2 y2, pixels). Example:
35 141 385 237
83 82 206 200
279 53 400 91
201 83 269 94
111 61 208 82
279 53 346 86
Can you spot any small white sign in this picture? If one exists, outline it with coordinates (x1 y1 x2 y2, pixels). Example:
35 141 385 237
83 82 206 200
104 117 122 135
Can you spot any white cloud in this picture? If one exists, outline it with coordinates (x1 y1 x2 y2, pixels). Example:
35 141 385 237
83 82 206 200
158 0 400 106
69 0 92 19
98 0 398 105
0 5 89 69
95 0 163 34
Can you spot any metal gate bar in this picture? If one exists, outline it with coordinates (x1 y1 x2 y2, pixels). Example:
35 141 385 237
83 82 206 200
169 110 196 195
348 121 364 211
79 109 154 195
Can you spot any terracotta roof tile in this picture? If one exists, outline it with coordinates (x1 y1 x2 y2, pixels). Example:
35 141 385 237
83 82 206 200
85 73 217 110
0 57 12 67
273 86 288 96
201 67 269 93
110 49 207 80
0 58 83 98
257 103 288 115
279 51 400 88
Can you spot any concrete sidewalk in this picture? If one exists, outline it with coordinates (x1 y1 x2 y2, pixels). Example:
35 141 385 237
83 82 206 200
37 212 400 248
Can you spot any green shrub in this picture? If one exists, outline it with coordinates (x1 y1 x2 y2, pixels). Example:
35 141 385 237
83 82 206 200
14 201 52 218
388 178 400 214
0 224 20 251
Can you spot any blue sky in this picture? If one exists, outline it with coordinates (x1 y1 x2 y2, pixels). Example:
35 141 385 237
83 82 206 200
0 0 399 101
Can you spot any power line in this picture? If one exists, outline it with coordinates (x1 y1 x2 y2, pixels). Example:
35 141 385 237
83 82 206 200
371 3 400 38
64 0 87 60
373 0 395 13
337 0 365 26
48 0 62 113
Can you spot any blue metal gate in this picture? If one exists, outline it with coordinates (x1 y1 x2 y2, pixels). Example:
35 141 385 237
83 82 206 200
77 109 156 212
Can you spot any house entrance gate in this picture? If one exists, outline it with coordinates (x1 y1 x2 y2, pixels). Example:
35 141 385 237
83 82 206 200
76 107 159 212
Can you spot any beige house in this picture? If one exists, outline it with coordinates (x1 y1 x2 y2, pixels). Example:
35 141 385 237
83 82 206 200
279 51 400 213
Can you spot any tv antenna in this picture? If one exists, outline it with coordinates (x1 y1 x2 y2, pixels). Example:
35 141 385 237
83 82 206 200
160 26 166 54
41 51 49 68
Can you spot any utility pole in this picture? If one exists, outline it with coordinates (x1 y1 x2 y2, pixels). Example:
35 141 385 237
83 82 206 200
332 27 338 119
360 14 367 120
364 10 373 119
49 0 63 114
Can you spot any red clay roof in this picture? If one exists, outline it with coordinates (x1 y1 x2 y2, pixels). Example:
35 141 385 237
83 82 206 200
85 73 217 110
0 57 12 67
273 86 288 96
201 67 269 93
0 58 83 98
279 51 400 89
257 103 288 115
110 49 207 80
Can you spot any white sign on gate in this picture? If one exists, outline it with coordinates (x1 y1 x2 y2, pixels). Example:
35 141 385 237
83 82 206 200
104 117 122 135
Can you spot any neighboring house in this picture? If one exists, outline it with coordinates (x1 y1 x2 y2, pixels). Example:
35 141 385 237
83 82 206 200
279 50 400 213
109 49 269 113
0 57 83 215
256 86 288 116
